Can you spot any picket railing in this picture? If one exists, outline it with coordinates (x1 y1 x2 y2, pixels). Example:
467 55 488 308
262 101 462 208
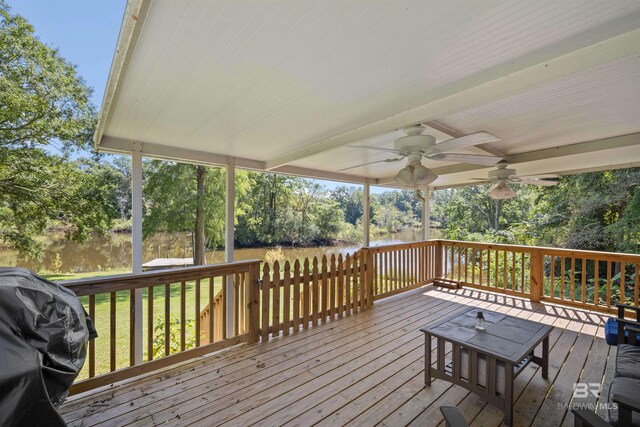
255 251 371 341
59 238 640 394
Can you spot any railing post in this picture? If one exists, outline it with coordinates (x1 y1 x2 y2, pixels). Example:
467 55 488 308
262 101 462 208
530 248 542 303
434 240 443 281
364 247 374 308
247 262 261 344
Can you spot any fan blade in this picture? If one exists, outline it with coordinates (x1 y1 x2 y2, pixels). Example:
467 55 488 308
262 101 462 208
428 131 500 153
428 153 502 166
519 173 560 179
347 145 402 154
516 178 559 187
338 157 405 171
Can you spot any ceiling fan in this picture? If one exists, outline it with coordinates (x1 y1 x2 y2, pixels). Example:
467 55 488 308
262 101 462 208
340 126 503 187
475 160 560 199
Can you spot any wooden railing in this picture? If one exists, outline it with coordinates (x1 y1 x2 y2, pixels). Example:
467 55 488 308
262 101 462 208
199 271 247 342
58 239 640 394
255 251 371 341
61 259 261 394
199 289 224 343
437 240 534 299
433 240 640 313
538 247 640 312
369 240 437 299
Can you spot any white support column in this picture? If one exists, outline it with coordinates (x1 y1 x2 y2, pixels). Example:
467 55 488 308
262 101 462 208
423 189 431 241
363 181 370 247
225 159 235 337
131 144 143 364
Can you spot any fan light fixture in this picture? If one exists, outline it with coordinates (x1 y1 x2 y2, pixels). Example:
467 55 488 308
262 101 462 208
394 165 414 186
394 161 437 187
413 164 437 185
488 182 516 200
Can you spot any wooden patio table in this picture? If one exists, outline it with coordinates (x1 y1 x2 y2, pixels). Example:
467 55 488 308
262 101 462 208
421 307 552 426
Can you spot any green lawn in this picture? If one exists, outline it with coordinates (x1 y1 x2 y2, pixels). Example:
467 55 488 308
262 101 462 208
53 271 220 380
43 269 131 282
55 268 364 381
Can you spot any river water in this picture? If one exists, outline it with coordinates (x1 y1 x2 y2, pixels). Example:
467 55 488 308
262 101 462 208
0 229 443 275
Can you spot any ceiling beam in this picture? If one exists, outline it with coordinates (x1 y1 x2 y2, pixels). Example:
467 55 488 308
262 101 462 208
99 136 371 184
264 28 640 170
377 132 640 188
506 132 640 164
431 161 640 191
272 165 373 185
100 136 266 170
423 121 462 138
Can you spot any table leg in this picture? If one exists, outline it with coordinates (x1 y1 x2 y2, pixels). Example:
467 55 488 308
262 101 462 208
542 335 549 379
504 364 514 427
425 333 432 387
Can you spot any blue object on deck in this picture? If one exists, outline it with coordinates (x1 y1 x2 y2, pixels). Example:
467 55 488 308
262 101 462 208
605 318 640 346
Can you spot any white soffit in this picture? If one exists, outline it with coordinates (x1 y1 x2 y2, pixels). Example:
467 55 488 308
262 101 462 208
436 55 640 155
97 0 640 188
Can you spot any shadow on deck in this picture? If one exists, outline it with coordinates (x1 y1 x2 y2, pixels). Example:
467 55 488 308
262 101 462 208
60 285 614 427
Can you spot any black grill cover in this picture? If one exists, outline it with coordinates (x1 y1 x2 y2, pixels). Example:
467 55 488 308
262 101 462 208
0 268 96 426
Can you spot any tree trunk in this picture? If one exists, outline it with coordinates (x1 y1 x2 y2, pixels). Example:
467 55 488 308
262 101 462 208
194 165 207 265
493 200 501 231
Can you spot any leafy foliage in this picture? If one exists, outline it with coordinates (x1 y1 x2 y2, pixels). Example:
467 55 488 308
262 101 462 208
433 169 640 254
152 315 196 358
0 3 114 256
0 3 95 149
142 166 425 253
531 169 640 252
142 161 234 255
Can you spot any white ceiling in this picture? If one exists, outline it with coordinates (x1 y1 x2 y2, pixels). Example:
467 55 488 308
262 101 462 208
98 0 640 188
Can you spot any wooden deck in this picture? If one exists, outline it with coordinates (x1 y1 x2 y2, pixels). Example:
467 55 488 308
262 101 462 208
60 285 615 427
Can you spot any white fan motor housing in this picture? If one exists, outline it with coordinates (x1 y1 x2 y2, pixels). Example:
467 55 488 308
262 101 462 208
393 126 436 153
488 161 517 180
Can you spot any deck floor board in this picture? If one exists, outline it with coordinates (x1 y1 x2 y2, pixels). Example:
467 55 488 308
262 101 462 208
61 286 612 427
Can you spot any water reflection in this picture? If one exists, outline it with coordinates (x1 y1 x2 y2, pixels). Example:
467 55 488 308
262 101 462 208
0 229 442 274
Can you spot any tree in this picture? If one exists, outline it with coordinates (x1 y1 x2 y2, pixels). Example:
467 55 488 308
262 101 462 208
373 204 402 232
143 161 228 265
0 3 114 256
376 190 422 228
433 184 534 243
236 172 295 246
0 3 95 150
528 168 640 252
110 156 133 221
314 200 344 242
331 186 364 225
290 179 322 243
429 168 640 254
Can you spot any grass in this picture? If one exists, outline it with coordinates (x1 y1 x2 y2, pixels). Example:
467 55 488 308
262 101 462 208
42 269 132 282
58 272 221 380
55 266 386 381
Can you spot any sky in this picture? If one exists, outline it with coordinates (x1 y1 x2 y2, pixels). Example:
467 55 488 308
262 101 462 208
8 0 127 107
7 0 390 193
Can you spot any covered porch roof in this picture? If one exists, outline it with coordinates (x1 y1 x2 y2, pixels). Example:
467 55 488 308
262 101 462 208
95 0 640 189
